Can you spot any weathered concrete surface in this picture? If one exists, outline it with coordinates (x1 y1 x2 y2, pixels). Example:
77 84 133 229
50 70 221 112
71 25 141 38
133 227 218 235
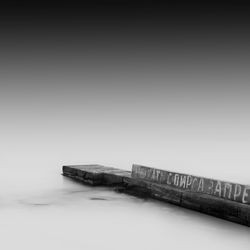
132 164 250 205
123 177 250 226
62 164 250 227
63 165 131 186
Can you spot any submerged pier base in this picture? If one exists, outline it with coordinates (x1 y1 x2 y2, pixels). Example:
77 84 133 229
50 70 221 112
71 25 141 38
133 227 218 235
62 164 250 227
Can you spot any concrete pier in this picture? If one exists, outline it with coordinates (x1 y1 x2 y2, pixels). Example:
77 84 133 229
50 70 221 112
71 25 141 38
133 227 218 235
62 164 250 227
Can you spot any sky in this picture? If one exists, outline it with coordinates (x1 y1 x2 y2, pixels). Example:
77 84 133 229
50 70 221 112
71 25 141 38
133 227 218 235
1 1 250 183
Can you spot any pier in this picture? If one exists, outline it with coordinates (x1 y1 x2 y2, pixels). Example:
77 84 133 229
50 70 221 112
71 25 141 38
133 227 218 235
63 164 250 227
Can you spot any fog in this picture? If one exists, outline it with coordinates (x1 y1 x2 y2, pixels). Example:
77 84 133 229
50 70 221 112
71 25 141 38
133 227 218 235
1 2 250 249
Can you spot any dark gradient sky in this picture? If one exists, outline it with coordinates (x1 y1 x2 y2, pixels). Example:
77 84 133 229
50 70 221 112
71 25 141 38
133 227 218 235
1 1 250 182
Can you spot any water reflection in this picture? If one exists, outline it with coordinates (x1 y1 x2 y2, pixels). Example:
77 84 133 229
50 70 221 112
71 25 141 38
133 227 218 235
0 165 249 250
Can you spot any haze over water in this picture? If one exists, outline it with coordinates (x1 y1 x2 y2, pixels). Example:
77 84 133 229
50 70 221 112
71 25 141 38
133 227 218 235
0 2 250 249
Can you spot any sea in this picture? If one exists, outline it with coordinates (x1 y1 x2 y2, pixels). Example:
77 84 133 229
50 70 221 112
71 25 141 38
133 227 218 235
0 156 249 250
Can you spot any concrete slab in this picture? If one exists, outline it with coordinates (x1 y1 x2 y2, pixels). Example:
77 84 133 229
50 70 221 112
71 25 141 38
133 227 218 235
62 164 250 227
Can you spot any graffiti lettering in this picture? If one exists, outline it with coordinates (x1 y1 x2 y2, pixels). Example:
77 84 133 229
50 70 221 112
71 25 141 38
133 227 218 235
132 165 250 205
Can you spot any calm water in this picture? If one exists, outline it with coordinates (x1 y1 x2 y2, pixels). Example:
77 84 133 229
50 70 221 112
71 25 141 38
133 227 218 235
0 161 249 250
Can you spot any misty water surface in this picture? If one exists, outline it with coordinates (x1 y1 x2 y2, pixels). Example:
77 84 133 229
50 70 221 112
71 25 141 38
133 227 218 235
0 160 249 250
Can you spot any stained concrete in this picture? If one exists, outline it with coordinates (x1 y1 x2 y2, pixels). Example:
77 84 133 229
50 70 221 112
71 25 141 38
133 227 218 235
132 164 250 205
63 165 131 186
